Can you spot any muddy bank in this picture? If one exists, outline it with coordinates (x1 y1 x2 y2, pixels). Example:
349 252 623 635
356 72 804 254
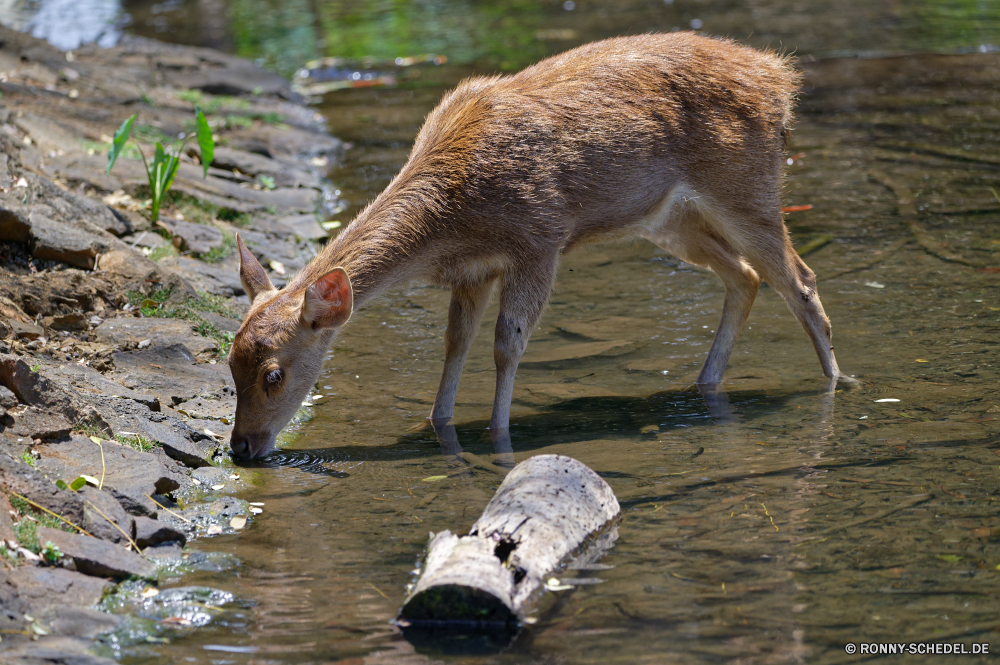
0 25 339 663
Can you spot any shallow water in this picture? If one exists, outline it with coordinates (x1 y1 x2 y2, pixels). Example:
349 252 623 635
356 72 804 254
10 0 1000 662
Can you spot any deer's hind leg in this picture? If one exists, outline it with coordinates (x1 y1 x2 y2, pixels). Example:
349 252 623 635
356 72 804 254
641 205 762 385
490 255 559 430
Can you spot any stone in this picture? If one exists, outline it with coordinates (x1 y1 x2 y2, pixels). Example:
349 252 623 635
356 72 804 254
120 231 168 250
8 566 112 611
36 526 157 579
14 113 83 157
94 248 196 300
0 451 86 526
198 311 241 334
77 485 136 545
158 255 245 297
275 213 328 240
0 492 15 542
0 569 28 633
199 146 321 189
157 218 224 255
108 343 230 407
0 385 15 409
5 318 44 339
191 466 226 486
6 406 74 440
34 436 181 514
95 317 218 356
0 354 107 428
0 634 119 665
44 607 122 639
42 312 89 331
134 515 186 548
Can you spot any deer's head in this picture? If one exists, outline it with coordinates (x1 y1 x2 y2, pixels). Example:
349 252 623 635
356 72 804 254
227 235 352 460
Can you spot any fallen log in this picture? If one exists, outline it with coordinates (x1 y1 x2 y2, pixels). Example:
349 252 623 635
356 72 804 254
398 454 620 638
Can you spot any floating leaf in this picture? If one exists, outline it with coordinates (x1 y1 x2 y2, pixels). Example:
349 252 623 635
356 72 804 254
422 475 447 482
194 105 214 178
141 587 160 598
248 502 265 507
228 473 239 480
211 484 225 491
874 398 900 403
249 506 263 515
106 114 135 174
206 524 223 535
936 554 962 563
230 515 247 530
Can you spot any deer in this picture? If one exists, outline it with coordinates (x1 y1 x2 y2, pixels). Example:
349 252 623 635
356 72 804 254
226 32 857 460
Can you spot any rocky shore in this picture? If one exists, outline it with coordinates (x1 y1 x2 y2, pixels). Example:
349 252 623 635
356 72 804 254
0 26 341 663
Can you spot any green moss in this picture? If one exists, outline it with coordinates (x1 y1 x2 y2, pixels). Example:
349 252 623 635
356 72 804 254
198 232 237 264
73 419 111 438
124 289 240 358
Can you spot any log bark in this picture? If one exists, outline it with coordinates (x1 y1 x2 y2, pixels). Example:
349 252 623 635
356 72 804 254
399 454 620 632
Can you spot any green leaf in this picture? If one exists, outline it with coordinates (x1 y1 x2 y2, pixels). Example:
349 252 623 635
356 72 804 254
936 554 962 563
69 476 87 491
107 114 135 174
195 105 214 178
422 475 447 482
55 479 68 490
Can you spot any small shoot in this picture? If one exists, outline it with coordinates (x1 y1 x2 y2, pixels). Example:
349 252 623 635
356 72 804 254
106 107 215 222
40 540 63 565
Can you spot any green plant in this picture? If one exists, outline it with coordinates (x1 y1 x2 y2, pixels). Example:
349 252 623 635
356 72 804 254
73 419 110 438
21 451 35 467
106 109 215 222
40 540 63 564
116 433 158 453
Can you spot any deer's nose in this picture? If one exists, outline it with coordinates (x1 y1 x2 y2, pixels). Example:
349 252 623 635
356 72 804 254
230 434 251 460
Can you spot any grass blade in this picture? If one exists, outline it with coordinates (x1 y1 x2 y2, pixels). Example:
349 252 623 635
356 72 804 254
195 105 214 178
106 114 135 174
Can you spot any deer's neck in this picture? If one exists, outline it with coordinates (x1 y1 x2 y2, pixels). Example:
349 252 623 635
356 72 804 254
294 176 442 307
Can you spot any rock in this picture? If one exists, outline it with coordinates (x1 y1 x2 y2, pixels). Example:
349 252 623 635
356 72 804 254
108 342 230 406
0 386 16 409
44 607 122 639
8 566 112 611
134 515 186 548
0 451 86 526
155 433 221 469
175 395 235 421
14 113 83 157
34 436 181 516
0 634 119 665
0 492 15 542
77 485 136 545
5 406 74 440
37 362 162 413
191 466 227 487
0 353 107 428
4 318 44 340
120 231 168 251
198 311 241 334
233 228 306 272
196 146 321 189
157 218 225 255
26 210 103 269
95 248 196 301
274 213 328 240
0 569 28 633
42 312 89 331
36 526 157 579
95 318 218 356
158 255 245 296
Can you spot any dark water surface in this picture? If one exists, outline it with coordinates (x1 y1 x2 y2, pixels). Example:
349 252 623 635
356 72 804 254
9 0 1000 662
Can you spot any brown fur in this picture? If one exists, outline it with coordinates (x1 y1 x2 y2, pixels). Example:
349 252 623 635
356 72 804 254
227 33 853 460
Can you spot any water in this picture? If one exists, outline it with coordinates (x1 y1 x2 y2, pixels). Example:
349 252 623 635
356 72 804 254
5 0 1000 662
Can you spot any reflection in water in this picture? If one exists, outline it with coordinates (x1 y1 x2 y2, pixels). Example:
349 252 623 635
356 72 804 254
0 0 123 49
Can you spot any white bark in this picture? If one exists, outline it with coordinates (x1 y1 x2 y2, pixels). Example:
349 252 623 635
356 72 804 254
399 454 620 629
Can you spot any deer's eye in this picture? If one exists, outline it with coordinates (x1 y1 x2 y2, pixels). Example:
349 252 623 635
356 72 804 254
265 369 284 386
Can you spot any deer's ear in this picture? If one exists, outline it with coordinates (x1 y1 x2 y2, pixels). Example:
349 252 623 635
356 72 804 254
237 234 275 303
302 268 353 330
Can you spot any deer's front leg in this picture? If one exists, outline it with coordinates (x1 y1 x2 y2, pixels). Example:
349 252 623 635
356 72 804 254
490 259 557 430
430 278 496 422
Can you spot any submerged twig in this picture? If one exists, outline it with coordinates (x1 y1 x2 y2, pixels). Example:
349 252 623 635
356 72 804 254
816 493 931 537
869 170 996 269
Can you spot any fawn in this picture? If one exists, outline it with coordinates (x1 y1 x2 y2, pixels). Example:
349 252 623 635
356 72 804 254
227 32 855 460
